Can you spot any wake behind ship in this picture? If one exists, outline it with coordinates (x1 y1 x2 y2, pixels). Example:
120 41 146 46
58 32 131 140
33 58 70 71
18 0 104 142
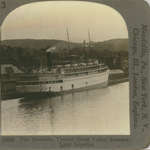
16 55 110 96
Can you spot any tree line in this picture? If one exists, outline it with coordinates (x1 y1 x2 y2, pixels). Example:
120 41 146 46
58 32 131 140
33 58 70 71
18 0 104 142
0 44 128 74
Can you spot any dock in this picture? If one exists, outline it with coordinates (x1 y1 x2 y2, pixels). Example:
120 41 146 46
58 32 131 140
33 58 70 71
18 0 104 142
1 75 19 100
108 69 128 85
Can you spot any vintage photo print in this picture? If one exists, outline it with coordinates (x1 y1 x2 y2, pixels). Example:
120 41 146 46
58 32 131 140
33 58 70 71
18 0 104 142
0 1 129 136
0 0 150 149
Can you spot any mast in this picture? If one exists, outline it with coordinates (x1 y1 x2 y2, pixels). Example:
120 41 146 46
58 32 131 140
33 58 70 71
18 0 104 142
0 25 2 135
0 26 2 101
66 27 70 43
88 29 91 47
66 27 71 51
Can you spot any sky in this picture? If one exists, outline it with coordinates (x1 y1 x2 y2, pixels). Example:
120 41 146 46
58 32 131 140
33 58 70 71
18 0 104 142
1 1 128 42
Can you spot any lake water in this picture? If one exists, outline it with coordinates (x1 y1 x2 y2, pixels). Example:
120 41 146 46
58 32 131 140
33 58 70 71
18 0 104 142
1 82 130 135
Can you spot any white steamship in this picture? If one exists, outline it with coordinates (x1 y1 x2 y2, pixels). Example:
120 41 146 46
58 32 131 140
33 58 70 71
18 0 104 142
16 30 110 96
16 57 110 96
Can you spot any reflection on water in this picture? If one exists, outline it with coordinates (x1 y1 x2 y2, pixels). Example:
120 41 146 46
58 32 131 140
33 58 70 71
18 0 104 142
2 82 130 135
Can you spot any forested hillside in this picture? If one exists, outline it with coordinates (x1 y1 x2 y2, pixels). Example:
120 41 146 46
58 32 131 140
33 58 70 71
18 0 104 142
0 38 128 73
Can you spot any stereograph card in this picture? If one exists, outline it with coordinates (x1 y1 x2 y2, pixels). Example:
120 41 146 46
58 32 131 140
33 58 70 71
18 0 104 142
0 0 150 149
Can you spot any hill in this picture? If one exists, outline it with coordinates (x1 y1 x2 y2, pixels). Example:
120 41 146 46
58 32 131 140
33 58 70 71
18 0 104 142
1 39 81 51
94 39 128 52
1 38 128 52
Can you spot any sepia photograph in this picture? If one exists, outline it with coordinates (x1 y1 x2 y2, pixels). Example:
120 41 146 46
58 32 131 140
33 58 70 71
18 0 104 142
0 1 130 135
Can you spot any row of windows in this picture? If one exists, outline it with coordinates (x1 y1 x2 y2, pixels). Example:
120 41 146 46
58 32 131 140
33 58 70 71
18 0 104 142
64 68 107 76
16 80 63 85
64 66 100 72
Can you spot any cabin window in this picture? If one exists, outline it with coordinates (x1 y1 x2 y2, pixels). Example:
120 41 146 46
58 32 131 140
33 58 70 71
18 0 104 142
49 87 51 92
72 84 74 89
60 86 63 91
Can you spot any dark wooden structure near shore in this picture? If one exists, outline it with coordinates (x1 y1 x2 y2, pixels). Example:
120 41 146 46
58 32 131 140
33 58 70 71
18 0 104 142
1 76 17 99
0 58 18 99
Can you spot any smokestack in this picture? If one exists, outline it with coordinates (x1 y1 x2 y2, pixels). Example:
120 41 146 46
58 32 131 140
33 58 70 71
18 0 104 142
46 47 56 70
47 52 52 70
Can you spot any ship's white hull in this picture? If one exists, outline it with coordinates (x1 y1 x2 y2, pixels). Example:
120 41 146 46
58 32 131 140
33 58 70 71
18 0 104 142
16 70 109 95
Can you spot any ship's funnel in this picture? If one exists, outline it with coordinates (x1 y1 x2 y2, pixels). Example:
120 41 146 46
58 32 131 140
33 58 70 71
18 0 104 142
46 52 52 69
